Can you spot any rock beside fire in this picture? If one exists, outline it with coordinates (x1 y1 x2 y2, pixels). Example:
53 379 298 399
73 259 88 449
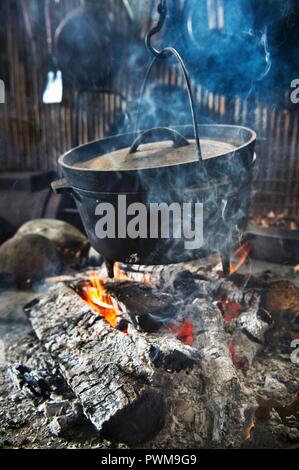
46 400 84 437
0 220 91 287
0 234 61 288
262 280 299 314
16 219 90 267
264 374 288 399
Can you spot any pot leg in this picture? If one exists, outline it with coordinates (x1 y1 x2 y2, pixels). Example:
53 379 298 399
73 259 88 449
221 254 230 276
105 259 115 279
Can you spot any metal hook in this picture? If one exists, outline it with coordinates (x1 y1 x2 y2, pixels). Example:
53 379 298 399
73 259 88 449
145 0 169 58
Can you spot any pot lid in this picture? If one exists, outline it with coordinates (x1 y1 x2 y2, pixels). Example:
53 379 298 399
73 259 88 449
75 138 237 172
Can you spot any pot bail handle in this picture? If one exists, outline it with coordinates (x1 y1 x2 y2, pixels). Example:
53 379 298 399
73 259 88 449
134 0 202 161
134 48 202 161
129 127 189 154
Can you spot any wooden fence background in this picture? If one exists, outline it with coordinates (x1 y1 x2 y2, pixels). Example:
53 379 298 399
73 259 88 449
0 0 298 216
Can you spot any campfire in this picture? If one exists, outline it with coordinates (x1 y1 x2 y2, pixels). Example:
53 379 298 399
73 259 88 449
22 238 298 448
76 243 251 345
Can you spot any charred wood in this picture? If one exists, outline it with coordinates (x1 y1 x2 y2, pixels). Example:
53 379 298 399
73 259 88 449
28 283 197 444
104 280 177 332
191 299 242 445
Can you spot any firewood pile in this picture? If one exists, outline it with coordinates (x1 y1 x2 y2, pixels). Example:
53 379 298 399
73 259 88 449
250 212 299 231
10 256 296 449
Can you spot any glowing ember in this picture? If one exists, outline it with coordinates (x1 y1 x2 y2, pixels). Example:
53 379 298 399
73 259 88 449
217 299 242 321
79 272 123 328
228 340 249 371
230 242 250 274
167 318 195 345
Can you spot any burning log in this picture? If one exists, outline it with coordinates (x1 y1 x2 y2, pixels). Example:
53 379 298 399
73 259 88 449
222 289 272 368
75 273 178 333
28 284 165 444
111 263 272 370
100 280 177 333
116 259 216 288
27 250 279 448
28 282 198 445
216 274 273 362
27 268 251 447
191 299 242 444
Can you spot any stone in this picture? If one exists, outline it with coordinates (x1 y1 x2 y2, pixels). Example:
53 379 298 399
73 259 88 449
48 401 83 436
264 374 288 398
0 234 61 287
262 280 299 315
48 416 74 437
175 400 195 424
41 400 72 419
16 219 89 266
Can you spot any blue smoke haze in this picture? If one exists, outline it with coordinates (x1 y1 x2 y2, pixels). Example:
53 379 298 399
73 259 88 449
112 0 299 136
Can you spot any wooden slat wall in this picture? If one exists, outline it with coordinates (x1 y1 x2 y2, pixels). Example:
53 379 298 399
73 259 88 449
0 0 137 172
0 0 298 216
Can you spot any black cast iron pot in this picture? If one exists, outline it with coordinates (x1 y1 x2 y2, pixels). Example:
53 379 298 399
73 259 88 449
52 124 256 270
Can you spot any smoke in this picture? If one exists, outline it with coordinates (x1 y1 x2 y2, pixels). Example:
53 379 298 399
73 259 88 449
56 1 297 261
50 0 299 136
113 0 299 137
255 28 272 82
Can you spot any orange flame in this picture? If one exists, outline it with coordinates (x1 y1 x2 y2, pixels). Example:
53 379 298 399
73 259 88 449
79 272 123 328
113 262 129 280
230 242 250 275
